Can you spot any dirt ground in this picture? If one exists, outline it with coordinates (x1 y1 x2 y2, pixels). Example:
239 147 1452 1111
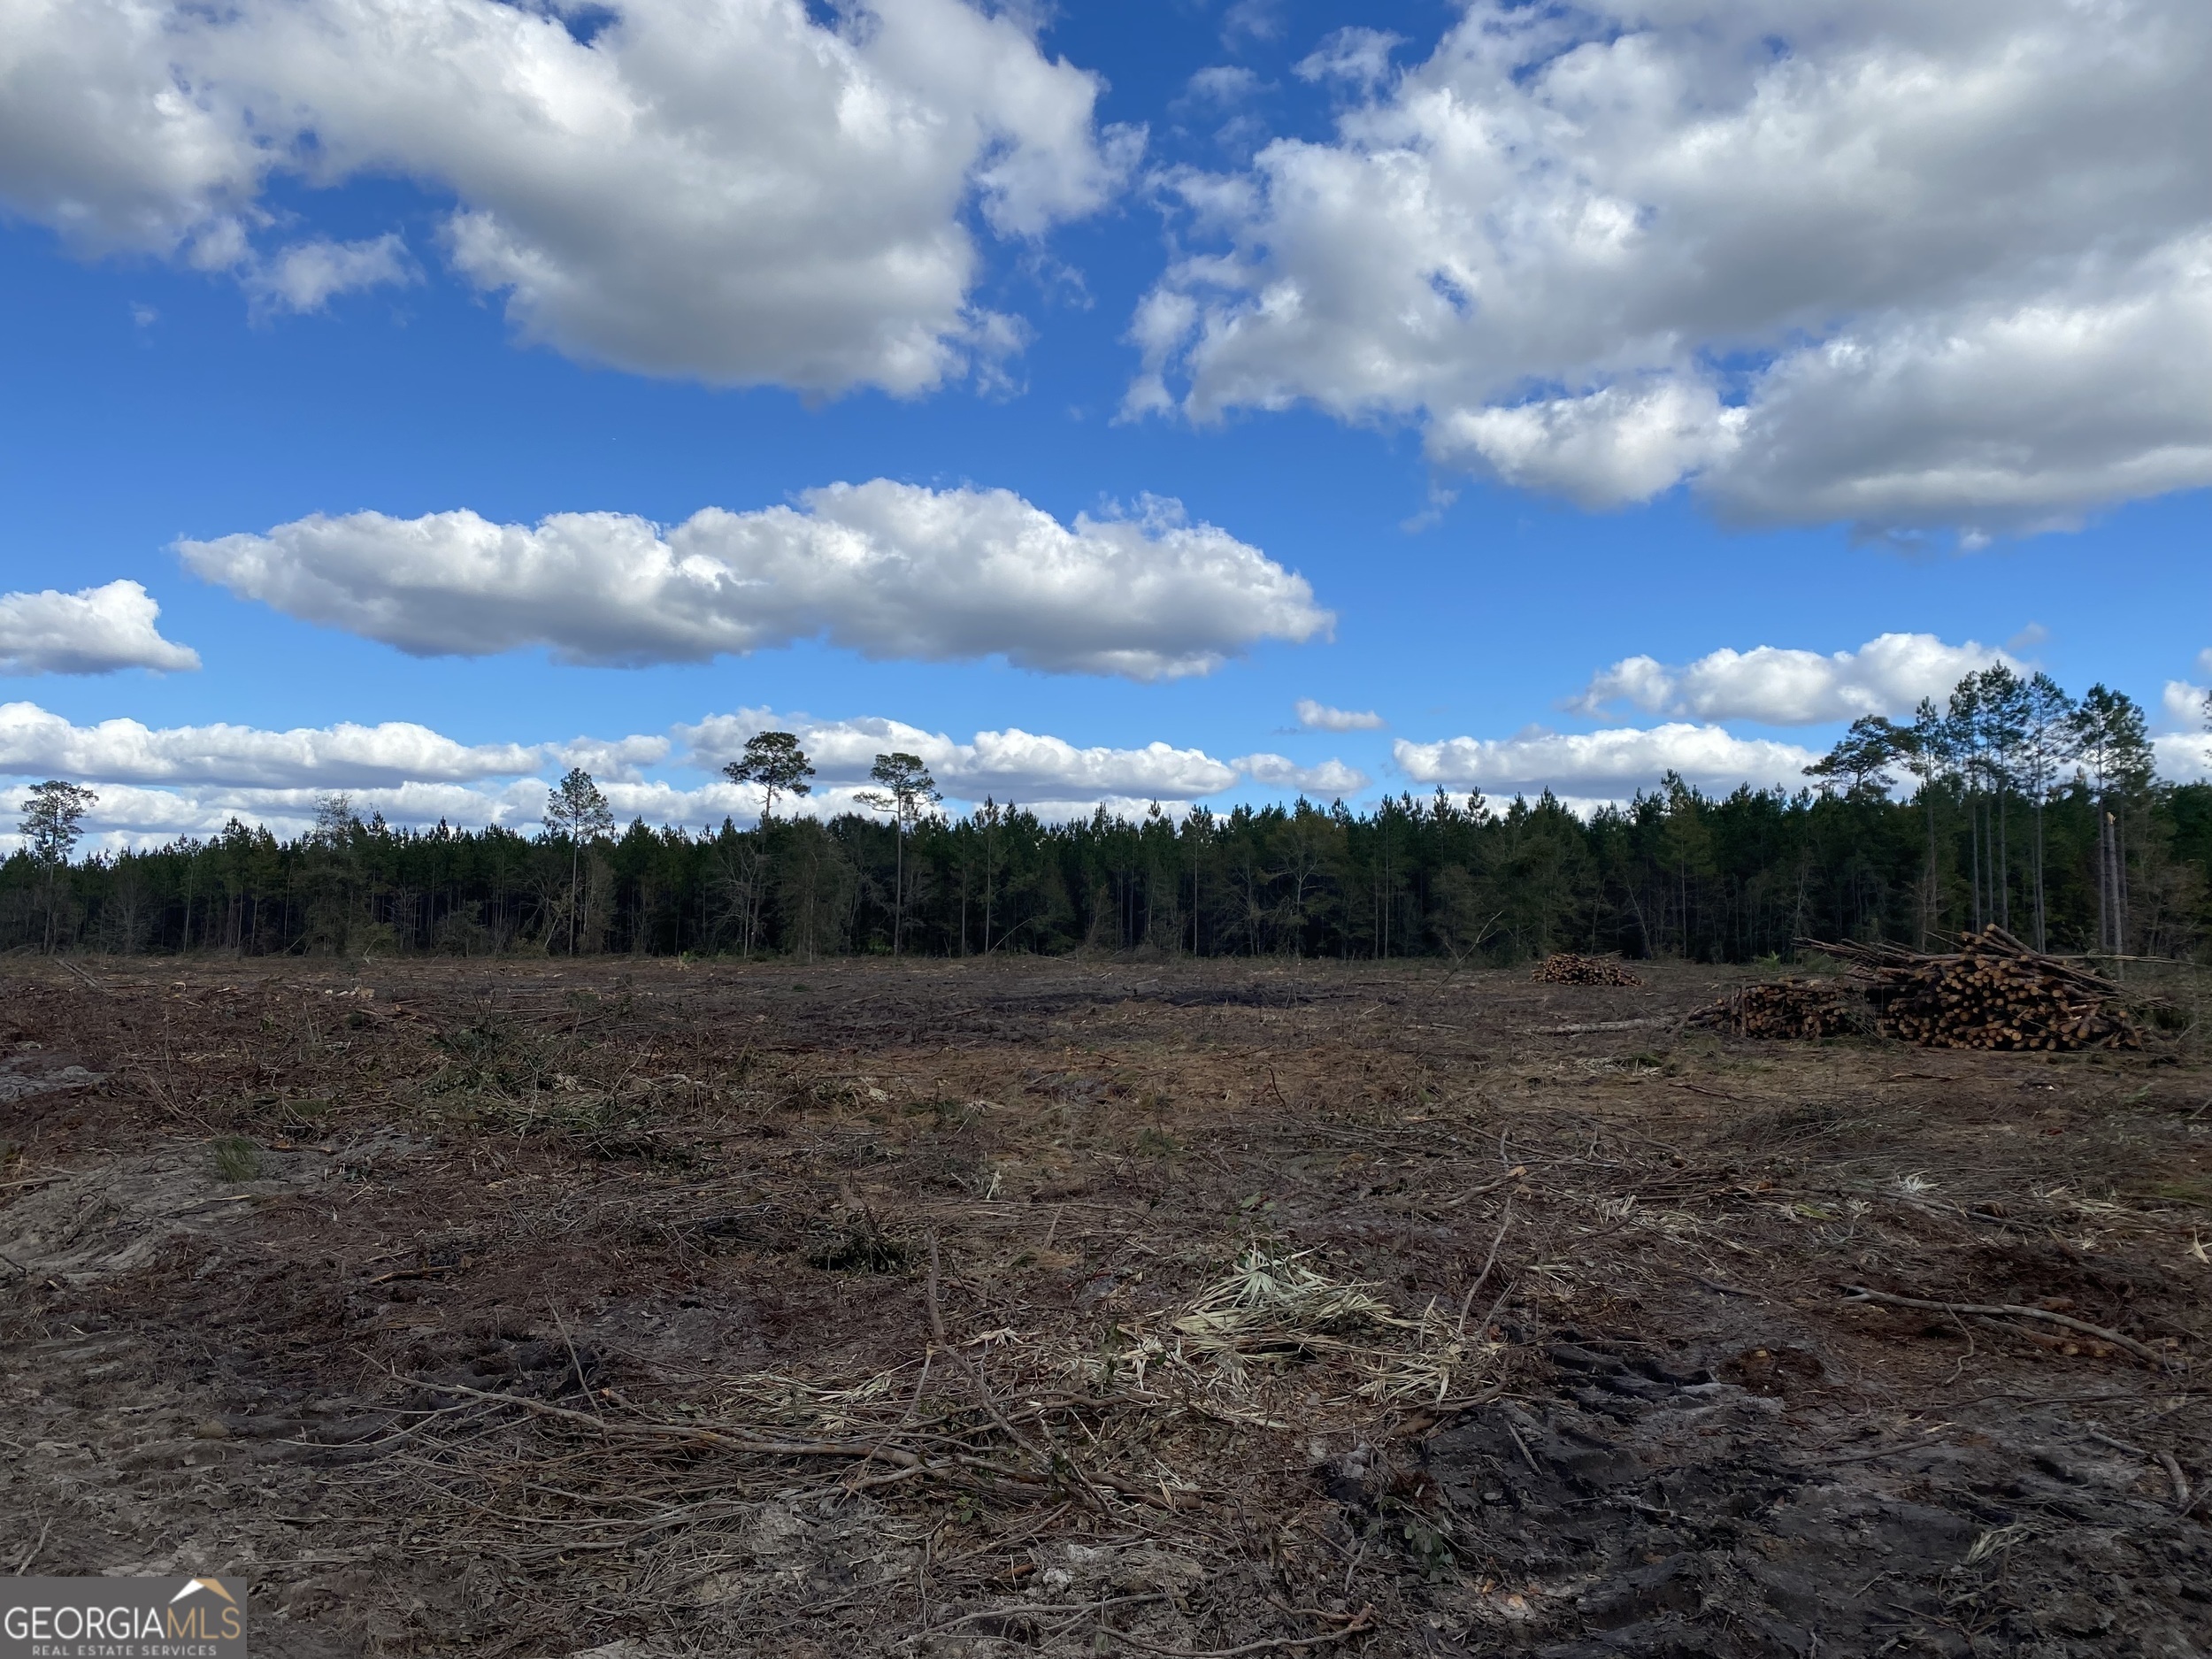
2 955 2208 1658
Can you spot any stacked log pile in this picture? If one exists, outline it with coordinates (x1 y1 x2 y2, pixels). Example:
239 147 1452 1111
1531 953 1644 987
1801 927 2142 1052
1689 979 1865 1040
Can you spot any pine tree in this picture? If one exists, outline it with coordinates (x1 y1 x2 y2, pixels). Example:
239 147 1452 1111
546 768 614 956
19 779 96 953
722 732 815 821
857 752 940 956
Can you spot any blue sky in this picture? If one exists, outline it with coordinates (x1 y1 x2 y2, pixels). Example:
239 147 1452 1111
2 0 2208 844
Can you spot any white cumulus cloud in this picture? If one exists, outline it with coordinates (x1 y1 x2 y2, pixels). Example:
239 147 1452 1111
1134 0 2212 537
0 580 200 675
680 710 1240 806
1294 28 1402 93
2160 680 2206 731
1233 753 1369 795
1571 634 2010 726
180 483 1329 678
1395 724 1819 801
0 701 536 788
1294 698 1384 732
0 0 1132 395
1429 381 1747 511
547 734 673 785
246 234 415 313
2155 672 2212 783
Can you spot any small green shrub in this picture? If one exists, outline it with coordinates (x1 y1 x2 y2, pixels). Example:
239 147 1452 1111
808 1211 909 1272
211 1135 264 1183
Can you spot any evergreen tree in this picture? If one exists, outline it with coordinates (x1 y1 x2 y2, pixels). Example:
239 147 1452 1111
19 779 96 953
722 731 815 821
546 768 614 955
857 752 940 955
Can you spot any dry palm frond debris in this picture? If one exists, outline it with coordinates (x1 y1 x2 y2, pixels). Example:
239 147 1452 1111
1688 979 1866 1040
1530 953 1644 987
1801 926 2143 1052
1166 1248 1489 1403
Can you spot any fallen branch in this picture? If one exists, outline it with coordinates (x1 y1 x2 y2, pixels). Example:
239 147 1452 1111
1455 1201 1513 1338
2159 1450 2194 1513
932 1594 1173 1634
55 956 110 996
926 1231 1094 1502
365 1264 459 1285
1110 1605 1377 1656
1441 1167 1525 1209
1839 1286 2168 1367
404 1373 1048 1497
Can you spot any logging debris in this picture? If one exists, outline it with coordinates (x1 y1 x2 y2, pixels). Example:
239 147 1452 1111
1806 926 2144 1052
1529 953 1644 987
1687 979 1867 1041
6 956 2205 1659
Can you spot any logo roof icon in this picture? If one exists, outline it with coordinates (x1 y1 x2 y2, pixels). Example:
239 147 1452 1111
169 1578 238 1606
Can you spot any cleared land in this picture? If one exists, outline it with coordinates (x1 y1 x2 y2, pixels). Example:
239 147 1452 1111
1 956 2208 1658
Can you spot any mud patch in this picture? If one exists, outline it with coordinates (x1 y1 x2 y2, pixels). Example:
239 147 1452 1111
1424 1338 2211 1656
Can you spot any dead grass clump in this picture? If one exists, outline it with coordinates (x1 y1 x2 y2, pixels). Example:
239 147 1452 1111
1157 1248 1492 1405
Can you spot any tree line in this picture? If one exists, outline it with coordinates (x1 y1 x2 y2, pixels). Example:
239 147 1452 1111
4 673 2204 965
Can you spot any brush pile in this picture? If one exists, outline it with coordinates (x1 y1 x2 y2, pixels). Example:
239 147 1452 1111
1801 927 2142 1052
1689 979 1866 1040
1531 953 1644 987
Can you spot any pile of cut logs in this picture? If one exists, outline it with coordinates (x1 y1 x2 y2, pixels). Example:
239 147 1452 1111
1689 979 1865 1040
1531 953 1644 987
1801 927 2142 1052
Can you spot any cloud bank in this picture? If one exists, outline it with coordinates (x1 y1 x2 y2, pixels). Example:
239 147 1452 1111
1572 634 2011 726
0 0 1131 394
1133 0 2212 537
0 702 1366 846
180 483 1329 678
681 710 1242 808
0 701 534 788
0 580 200 675
1396 725 1819 803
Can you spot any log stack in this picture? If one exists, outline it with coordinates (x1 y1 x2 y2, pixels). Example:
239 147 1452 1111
1800 927 2142 1052
1531 953 1644 987
1689 979 1866 1040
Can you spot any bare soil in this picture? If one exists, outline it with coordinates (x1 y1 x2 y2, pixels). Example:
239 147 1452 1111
2 956 2208 1658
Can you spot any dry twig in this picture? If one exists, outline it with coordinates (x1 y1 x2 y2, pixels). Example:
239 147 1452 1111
1839 1286 2167 1368
1110 1604 1378 1656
